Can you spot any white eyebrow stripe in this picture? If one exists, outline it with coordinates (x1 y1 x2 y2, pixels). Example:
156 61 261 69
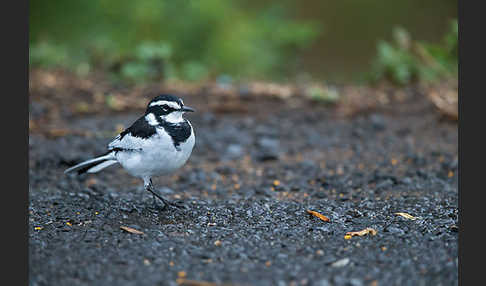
149 100 180 109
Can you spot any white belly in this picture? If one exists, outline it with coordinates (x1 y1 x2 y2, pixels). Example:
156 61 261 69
115 128 195 178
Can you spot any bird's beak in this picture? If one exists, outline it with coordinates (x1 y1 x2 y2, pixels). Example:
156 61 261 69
181 106 195 112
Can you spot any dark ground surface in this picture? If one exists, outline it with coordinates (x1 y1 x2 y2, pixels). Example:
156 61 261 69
29 78 458 286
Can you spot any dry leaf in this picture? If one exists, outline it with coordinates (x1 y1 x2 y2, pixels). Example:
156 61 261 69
120 226 144 235
307 210 331 222
345 227 377 238
427 88 458 120
395 212 418 220
248 81 294 99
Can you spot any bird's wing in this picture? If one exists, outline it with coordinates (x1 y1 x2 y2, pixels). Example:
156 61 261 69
108 116 157 152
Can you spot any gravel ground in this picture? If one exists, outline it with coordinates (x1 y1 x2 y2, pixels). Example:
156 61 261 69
29 87 458 286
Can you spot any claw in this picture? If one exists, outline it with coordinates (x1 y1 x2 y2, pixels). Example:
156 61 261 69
145 182 186 211
168 200 188 210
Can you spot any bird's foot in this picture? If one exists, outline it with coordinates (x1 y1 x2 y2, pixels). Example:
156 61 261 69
149 195 165 212
164 199 188 210
147 188 187 211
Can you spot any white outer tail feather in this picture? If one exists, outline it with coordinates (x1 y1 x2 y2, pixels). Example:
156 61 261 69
64 153 117 174
86 160 118 173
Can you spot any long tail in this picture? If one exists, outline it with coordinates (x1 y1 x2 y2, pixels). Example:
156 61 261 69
64 152 118 175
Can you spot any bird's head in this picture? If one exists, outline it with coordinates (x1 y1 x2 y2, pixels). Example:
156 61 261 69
145 94 195 124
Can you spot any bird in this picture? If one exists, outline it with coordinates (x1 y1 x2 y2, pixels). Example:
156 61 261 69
64 94 196 210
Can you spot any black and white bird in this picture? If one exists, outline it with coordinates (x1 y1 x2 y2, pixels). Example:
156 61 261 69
64 94 196 209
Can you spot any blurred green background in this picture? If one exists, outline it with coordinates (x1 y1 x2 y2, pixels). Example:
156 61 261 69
29 0 457 84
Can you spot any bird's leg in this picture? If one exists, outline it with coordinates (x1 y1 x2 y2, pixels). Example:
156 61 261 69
145 178 168 210
148 179 159 207
144 178 184 210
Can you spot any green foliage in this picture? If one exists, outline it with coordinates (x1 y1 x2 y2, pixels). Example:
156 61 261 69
118 41 174 82
370 19 457 85
29 42 70 68
307 86 340 104
29 0 319 83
